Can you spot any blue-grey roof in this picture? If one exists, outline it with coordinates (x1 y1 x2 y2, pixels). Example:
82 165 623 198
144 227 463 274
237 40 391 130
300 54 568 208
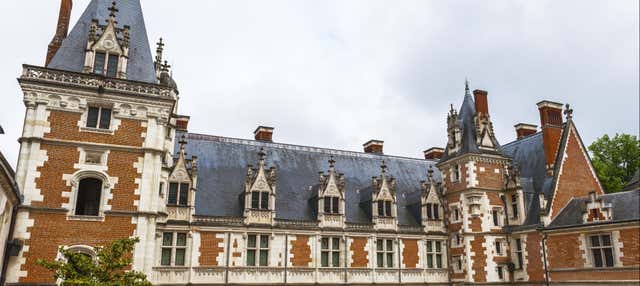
547 190 640 228
178 132 440 226
47 0 157 83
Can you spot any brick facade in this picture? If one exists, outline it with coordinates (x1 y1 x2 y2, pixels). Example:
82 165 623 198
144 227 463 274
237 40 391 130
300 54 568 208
402 239 419 268
349 237 368 267
199 232 225 266
289 235 312 267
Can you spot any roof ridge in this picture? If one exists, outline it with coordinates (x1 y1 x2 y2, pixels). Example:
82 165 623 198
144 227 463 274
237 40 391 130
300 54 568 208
501 131 542 148
185 132 437 163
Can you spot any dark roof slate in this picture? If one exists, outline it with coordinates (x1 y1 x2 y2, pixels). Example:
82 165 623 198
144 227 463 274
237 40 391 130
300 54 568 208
178 132 439 226
47 0 157 83
548 190 640 228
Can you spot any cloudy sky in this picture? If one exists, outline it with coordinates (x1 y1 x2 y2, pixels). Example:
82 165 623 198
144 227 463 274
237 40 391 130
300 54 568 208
0 0 637 166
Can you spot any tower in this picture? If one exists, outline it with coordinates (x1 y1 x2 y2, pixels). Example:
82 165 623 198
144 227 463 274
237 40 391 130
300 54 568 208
437 82 517 284
7 0 180 283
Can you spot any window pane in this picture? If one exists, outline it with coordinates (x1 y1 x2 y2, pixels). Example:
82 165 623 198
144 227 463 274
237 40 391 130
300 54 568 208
590 235 600 247
427 241 433 252
376 240 383 251
386 253 393 267
106 54 118 77
601 235 611 246
94 52 106 75
178 183 189 205
434 206 439 219
426 204 432 219
435 241 441 252
175 249 185 266
251 192 259 209
260 235 269 248
168 183 178 205
427 254 433 268
386 240 392 251
493 210 499 226
248 235 256 248
87 107 99 128
259 250 268 266
592 249 603 267
332 197 339 213
321 252 328 267
385 201 391 217
377 253 383 267
98 108 111 129
163 232 173 246
247 250 256 266
436 254 442 268
332 252 340 267
176 233 187 246
516 239 522 251
324 197 331 213
604 248 614 267
332 238 340 250
260 192 269 209
161 248 171 266
75 178 102 216
378 202 384 216
321 238 329 250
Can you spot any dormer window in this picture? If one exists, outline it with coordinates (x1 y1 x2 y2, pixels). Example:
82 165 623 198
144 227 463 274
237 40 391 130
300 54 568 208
426 203 440 220
251 191 269 210
93 52 119 77
168 182 189 206
324 197 339 214
378 200 392 217
511 194 519 219
86 106 111 129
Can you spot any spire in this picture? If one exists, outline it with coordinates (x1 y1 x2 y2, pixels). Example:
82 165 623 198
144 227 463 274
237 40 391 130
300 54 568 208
47 0 156 83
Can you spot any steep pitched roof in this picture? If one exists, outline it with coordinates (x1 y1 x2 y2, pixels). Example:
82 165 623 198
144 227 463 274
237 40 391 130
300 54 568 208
176 132 440 226
547 190 640 229
47 0 156 83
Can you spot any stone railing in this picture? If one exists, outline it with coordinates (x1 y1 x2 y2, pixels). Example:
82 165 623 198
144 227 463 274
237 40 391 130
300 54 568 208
345 222 374 232
166 206 191 221
20 65 172 98
275 218 318 229
193 215 244 226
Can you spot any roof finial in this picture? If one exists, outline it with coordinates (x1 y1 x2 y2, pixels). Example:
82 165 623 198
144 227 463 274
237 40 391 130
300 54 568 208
381 160 387 174
257 147 266 166
161 60 171 72
108 1 119 20
465 77 470 94
564 103 573 121
328 155 335 168
178 134 187 152
427 165 434 181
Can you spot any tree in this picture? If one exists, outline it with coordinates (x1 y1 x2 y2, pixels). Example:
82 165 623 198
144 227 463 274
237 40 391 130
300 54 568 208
588 133 640 193
37 237 152 286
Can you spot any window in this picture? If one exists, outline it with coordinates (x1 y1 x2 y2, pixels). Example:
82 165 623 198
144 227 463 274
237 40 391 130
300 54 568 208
426 203 440 220
93 52 119 77
453 256 463 272
376 239 395 268
168 182 189 206
160 232 187 266
321 237 341 267
451 206 461 222
159 182 164 197
452 164 460 182
492 209 500 226
426 240 443 269
515 238 524 269
511 194 519 219
497 265 504 280
495 240 503 255
86 106 112 129
452 233 463 247
589 234 614 268
324 197 339 214
247 234 269 266
75 178 102 216
378 200 392 217
250 191 269 210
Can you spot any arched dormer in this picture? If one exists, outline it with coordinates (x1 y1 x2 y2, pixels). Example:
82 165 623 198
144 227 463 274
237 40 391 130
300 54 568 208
422 167 445 232
82 2 129 79
166 136 198 221
243 148 277 225
317 156 346 228
372 161 397 231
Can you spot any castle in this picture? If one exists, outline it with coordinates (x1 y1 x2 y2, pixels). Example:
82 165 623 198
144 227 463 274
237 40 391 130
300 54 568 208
1 0 638 285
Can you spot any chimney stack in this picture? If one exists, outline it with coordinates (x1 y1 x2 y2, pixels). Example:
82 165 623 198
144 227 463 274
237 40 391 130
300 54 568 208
514 123 538 139
423 147 444 160
537 100 564 174
46 0 73 66
363 140 384 154
473 89 489 116
175 116 190 131
254 126 274 142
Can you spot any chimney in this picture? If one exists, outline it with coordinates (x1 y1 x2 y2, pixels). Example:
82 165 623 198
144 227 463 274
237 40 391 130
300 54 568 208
254 126 274 142
175 115 190 131
514 123 538 139
473 89 489 115
363 140 384 154
46 0 73 66
423 147 444 160
537 100 564 173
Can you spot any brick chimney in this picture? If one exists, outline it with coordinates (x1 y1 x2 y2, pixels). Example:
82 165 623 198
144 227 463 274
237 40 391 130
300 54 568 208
174 115 190 131
423 147 444 160
363 140 384 154
46 0 73 66
254 126 274 142
537 100 564 173
514 123 538 139
473 89 489 116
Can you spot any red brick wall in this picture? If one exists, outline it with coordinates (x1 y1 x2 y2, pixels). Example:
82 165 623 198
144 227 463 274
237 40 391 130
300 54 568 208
470 235 487 282
550 128 603 219
44 110 145 147
199 232 224 266
546 234 584 269
350 237 368 267
290 235 311 267
620 228 640 266
525 232 545 281
33 144 78 208
402 239 419 268
476 162 504 190
550 270 639 281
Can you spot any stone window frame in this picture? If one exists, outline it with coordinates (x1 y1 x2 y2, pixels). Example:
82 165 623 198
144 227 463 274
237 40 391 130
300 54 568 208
249 191 270 210
57 245 98 264
320 236 342 268
246 233 270 267
494 238 506 256
496 265 506 281
377 199 393 218
587 233 615 268
375 237 396 269
79 102 116 135
167 182 190 207
449 203 462 223
451 164 461 183
160 231 189 267
425 240 444 269
425 203 441 220
491 207 503 227
67 170 112 221
322 196 340 215
452 255 464 273
514 237 524 270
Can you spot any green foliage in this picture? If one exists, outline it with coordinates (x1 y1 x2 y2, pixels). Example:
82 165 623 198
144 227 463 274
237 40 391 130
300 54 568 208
36 237 151 286
588 133 640 193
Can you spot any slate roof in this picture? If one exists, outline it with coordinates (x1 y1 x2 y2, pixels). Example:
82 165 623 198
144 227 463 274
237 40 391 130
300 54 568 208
47 0 157 83
547 190 640 229
177 132 440 226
